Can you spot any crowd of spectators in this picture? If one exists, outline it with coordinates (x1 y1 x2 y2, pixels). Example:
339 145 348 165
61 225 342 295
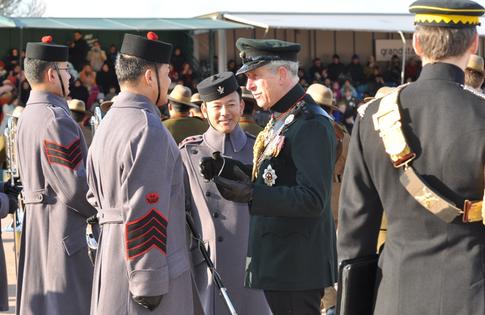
0 31 425 135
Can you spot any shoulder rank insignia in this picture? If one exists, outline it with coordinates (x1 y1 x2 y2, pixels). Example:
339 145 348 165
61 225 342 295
178 134 203 149
125 208 168 260
44 137 82 170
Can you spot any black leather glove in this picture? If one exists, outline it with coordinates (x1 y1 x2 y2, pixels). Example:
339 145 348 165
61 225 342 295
7 194 18 214
3 182 21 198
132 295 162 311
214 166 254 203
199 151 251 181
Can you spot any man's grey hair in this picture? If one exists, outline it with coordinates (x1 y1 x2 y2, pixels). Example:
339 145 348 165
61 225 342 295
115 54 156 83
24 58 55 84
265 60 299 79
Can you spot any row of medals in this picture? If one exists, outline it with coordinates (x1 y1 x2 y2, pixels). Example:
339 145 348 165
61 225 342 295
252 111 296 187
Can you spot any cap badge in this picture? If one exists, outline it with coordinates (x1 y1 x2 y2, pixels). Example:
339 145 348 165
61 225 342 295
263 164 277 186
217 86 224 95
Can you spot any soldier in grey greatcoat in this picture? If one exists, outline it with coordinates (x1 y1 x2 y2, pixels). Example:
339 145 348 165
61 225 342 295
180 72 271 315
15 35 96 315
86 32 194 315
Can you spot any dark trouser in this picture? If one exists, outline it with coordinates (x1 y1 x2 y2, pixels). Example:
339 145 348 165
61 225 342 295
264 289 324 315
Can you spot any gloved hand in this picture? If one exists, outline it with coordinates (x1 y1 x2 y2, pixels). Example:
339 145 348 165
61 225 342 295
3 182 21 199
132 295 162 311
214 166 254 203
199 152 251 181
7 194 18 214
199 152 224 181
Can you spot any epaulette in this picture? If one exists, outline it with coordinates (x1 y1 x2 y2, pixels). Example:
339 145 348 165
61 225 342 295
462 84 485 100
178 134 203 149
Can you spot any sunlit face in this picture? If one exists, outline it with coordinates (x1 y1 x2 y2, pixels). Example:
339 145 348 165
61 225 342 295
245 65 280 111
202 91 244 134
156 64 171 106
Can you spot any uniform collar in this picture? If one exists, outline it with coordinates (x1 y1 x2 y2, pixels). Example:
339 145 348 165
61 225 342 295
417 62 465 85
203 124 247 154
27 90 69 113
270 83 306 114
112 91 158 115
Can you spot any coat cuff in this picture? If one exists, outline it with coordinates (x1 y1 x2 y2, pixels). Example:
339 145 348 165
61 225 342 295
129 266 169 297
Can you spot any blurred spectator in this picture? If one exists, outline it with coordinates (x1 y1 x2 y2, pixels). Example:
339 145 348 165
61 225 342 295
298 68 309 88
385 54 402 85
3 48 20 71
7 64 24 86
308 58 324 83
87 41 107 72
169 64 179 82
340 79 358 99
364 56 378 80
342 88 358 109
347 54 365 86
227 59 237 74
106 44 118 68
79 64 96 89
405 56 421 82
69 31 89 71
368 73 385 97
172 47 186 73
180 62 193 87
0 62 7 82
331 81 342 103
96 63 118 95
69 79 89 104
328 54 345 81
464 54 485 92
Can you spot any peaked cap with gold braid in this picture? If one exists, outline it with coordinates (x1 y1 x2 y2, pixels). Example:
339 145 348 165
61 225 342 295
410 0 485 27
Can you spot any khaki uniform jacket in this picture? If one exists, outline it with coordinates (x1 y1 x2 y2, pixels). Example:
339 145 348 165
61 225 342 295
180 126 271 315
239 116 263 137
15 90 96 315
163 116 208 144
86 91 193 315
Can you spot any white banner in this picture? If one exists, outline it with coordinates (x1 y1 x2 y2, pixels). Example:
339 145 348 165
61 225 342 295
375 39 416 62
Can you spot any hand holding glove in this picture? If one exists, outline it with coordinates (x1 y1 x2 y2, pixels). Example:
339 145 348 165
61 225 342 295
199 151 252 181
214 166 254 203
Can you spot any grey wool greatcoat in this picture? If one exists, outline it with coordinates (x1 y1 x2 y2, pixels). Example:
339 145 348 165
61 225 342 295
86 91 194 315
15 90 96 315
180 126 272 315
0 193 11 311
338 63 485 315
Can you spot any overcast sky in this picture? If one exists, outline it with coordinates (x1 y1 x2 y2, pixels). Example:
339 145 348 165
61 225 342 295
43 0 418 18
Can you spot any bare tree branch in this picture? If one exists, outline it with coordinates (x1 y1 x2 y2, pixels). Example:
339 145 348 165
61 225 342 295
0 0 46 17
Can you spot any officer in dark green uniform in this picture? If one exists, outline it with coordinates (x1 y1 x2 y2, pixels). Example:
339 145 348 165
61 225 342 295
239 87 263 137
338 1 485 314
199 38 337 315
163 84 208 144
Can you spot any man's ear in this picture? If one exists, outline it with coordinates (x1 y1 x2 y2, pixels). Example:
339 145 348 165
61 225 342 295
201 103 208 119
469 32 479 54
412 33 423 57
46 67 56 83
143 68 153 86
278 66 288 85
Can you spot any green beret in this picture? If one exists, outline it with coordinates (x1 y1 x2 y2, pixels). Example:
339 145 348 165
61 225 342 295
409 0 485 27
236 38 301 75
